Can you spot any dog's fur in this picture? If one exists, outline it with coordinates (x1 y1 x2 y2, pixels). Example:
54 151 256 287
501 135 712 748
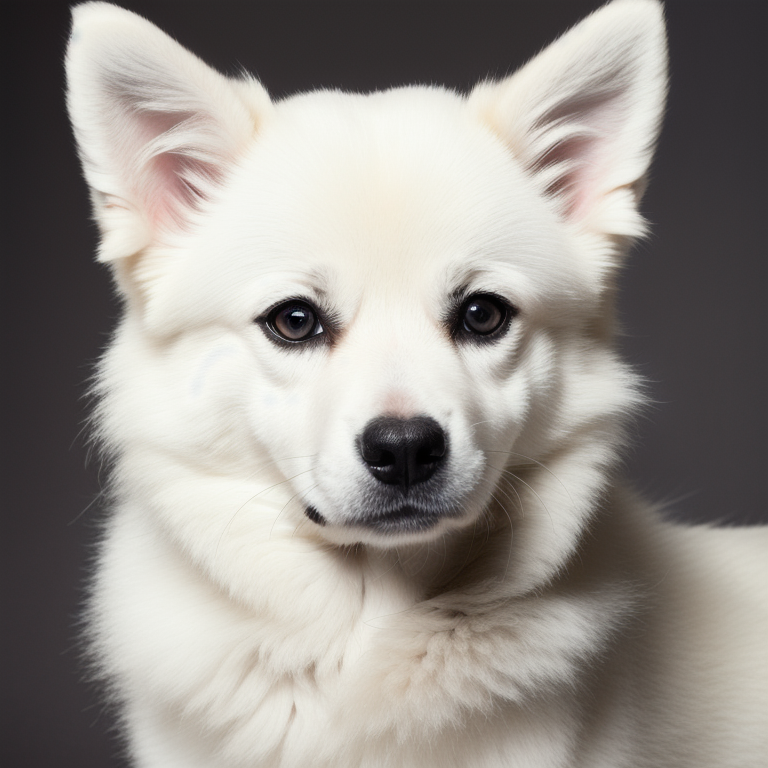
67 2 768 766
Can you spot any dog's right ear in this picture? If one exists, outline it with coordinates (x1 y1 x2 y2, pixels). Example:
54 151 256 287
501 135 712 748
66 3 271 301
469 0 667 248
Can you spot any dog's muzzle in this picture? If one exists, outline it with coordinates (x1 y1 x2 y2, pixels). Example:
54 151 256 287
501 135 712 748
304 416 454 534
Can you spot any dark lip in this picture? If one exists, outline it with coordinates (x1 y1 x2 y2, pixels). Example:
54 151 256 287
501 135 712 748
363 505 444 533
304 506 326 526
305 504 454 534
365 503 438 523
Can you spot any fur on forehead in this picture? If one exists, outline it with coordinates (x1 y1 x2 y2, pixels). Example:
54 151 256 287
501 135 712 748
140 86 604 336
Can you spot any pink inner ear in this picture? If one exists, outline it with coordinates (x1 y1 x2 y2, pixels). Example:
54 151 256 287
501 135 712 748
144 151 213 230
533 93 627 221
536 134 600 220
111 101 224 232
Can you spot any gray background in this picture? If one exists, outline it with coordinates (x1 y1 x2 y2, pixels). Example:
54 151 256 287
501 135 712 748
3 1 766 766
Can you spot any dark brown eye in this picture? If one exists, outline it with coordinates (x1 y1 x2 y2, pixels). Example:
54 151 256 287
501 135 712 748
460 294 509 336
267 301 323 342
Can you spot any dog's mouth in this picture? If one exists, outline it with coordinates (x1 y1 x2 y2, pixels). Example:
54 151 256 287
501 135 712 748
304 506 326 526
304 504 453 534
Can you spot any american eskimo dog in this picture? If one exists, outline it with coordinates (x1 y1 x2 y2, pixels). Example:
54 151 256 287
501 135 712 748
67 1 767 766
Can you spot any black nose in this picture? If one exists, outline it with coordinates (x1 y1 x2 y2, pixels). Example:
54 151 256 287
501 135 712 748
358 416 447 491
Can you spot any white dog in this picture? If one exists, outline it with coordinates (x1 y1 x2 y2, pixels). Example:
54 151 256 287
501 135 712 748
67 2 767 766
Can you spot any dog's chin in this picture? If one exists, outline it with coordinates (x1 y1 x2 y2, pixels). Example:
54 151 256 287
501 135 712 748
304 504 468 547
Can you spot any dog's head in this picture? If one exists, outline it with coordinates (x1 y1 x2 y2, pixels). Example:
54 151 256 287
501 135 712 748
68 2 665 572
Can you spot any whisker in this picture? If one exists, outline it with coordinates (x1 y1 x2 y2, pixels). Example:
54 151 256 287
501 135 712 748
69 421 92 454
215 465 315 557
407 540 432 579
488 463 556 535
490 474 524 520
241 453 318 484
438 536 449 581
455 515 481 575
289 505 315 540
486 488 514 581
468 418 498 430
288 482 320 539
486 449 574 508
67 487 109 526
370 549 405 583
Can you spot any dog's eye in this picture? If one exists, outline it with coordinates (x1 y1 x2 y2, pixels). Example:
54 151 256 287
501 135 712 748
459 294 512 338
267 301 324 343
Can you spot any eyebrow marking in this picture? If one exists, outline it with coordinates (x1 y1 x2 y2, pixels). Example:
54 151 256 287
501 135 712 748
302 265 334 302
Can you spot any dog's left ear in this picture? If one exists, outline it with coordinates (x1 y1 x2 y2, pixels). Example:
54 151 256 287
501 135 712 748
66 3 272 305
469 0 667 241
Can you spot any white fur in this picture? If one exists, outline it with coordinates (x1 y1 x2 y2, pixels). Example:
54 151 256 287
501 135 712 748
67 2 768 766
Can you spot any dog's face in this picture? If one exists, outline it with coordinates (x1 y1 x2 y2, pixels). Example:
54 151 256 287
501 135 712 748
165 89 599 546
69 2 666 563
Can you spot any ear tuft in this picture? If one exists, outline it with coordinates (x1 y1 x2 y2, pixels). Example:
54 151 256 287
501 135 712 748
66 3 272 267
469 0 667 238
